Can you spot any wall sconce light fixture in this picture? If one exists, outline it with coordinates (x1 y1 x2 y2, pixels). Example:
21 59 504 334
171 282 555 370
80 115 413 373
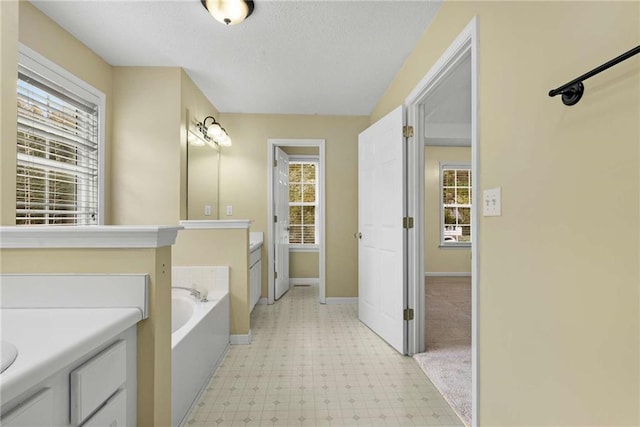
201 0 254 26
196 116 232 147
188 130 207 147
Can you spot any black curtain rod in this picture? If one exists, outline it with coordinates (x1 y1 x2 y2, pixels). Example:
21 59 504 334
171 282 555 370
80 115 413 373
548 45 640 106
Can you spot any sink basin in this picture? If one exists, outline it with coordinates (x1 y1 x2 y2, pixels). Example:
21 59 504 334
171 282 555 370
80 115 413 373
1 341 18 373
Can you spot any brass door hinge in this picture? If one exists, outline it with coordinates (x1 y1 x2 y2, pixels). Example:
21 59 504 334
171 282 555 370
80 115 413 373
403 125 414 138
403 217 414 229
403 308 414 321
275 271 278 279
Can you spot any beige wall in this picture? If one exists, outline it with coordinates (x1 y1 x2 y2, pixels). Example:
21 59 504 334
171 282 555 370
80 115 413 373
112 68 221 224
425 146 471 273
289 252 319 279
173 229 249 335
374 1 639 425
218 114 369 298
282 146 319 156
0 247 173 427
0 1 19 225
180 71 220 221
111 67 182 225
1 1 114 225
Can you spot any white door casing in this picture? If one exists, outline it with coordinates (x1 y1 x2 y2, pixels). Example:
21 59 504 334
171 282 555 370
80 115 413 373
267 139 326 305
358 105 407 354
404 16 479 424
274 147 290 300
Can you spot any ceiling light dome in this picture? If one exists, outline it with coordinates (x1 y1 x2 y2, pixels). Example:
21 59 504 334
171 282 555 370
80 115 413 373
201 0 254 26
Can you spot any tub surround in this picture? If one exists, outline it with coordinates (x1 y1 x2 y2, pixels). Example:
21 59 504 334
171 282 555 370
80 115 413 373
173 221 253 343
171 267 230 426
0 226 180 426
172 265 230 305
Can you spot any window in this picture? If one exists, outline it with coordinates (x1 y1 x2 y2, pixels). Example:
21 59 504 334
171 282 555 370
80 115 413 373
288 159 318 247
441 163 471 245
16 46 104 225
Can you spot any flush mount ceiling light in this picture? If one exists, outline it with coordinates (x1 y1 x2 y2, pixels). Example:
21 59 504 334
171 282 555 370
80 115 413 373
201 0 254 26
196 116 233 147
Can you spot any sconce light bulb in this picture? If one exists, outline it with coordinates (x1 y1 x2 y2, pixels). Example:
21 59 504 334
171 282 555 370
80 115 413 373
207 123 224 140
218 133 232 147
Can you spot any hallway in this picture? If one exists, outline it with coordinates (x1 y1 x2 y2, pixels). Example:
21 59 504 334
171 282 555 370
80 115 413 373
184 285 463 426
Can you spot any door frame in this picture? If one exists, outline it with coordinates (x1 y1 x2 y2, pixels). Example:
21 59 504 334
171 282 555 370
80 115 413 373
267 138 326 304
404 16 479 425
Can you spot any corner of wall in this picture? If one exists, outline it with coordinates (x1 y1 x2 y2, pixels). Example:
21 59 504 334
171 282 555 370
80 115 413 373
0 0 19 225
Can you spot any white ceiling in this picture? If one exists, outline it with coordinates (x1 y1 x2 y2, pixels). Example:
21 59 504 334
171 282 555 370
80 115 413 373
423 53 471 147
31 0 443 116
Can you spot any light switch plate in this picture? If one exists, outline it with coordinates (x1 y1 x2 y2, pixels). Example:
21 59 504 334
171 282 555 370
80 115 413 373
204 205 212 216
226 205 233 216
483 187 502 216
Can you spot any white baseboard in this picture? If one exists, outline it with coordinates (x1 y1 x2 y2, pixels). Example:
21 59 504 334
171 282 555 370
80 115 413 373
257 298 268 305
291 278 319 286
325 297 358 304
230 330 252 345
425 272 471 277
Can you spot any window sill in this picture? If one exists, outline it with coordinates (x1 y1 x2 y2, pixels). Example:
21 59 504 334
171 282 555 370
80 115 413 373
439 243 471 249
289 244 319 252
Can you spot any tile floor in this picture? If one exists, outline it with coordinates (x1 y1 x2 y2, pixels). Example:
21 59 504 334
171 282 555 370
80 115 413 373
184 285 463 426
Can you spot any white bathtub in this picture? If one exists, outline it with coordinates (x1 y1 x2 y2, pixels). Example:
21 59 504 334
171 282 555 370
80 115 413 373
171 287 229 427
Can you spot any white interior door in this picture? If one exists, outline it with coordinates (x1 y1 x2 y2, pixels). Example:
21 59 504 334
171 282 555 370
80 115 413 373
358 105 407 354
274 147 290 300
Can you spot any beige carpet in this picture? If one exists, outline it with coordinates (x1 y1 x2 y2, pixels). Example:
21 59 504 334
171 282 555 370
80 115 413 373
414 276 472 426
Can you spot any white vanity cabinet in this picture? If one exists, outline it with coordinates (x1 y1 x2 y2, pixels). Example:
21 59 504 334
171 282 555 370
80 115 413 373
0 326 137 427
249 247 262 312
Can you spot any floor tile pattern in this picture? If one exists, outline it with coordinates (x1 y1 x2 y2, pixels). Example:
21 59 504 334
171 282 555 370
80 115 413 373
185 285 462 426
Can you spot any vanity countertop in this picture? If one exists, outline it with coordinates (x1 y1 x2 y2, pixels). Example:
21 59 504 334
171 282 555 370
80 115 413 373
0 308 141 404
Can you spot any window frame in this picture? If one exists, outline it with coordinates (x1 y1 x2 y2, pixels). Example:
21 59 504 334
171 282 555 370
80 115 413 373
17 43 106 225
288 155 319 251
440 162 472 247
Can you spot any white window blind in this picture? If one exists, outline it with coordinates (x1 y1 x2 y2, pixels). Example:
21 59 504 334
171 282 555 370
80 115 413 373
16 68 99 225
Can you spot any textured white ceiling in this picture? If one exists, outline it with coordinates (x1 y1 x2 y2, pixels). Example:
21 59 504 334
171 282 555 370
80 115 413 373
30 0 442 115
423 54 471 147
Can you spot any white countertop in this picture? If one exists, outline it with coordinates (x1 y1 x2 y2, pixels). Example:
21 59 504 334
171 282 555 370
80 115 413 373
0 225 182 248
0 308 142 404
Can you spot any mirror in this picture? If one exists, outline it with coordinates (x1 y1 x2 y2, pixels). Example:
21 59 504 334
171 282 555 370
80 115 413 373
186 111 220 220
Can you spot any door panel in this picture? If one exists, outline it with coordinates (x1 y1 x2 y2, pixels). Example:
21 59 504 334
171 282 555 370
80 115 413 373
274 148 290 300
358 105 406 354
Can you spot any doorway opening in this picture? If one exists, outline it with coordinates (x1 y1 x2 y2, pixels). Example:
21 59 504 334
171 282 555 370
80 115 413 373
267 139 326 304
405 17 478 426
